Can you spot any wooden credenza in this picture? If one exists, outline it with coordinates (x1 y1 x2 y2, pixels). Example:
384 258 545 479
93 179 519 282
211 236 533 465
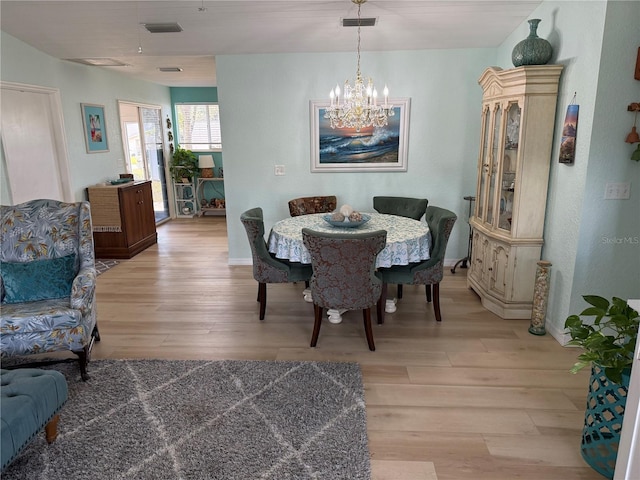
87 180 157 259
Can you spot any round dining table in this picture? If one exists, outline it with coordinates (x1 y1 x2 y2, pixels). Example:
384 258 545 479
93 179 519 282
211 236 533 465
267 212 432 322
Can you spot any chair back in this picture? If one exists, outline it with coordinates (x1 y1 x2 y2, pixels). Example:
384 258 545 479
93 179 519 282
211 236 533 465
410 206 457 284
425 206 457 263
373 196 428 220
0 199 94 271
288 196 337 217
240 207 289 283
302 228 387 310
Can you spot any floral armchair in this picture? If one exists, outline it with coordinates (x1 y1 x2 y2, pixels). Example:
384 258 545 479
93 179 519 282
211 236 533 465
0 199 99 380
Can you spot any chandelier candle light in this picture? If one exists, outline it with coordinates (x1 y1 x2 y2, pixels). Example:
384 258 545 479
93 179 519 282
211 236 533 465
325 0 393 132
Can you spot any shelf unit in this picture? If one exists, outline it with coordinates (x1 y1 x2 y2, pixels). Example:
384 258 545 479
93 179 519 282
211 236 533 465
196 177 226 216
173 181 196 218
467 65 562 319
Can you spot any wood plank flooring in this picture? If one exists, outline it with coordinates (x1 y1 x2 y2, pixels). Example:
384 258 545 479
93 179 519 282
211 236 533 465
93 217 602 480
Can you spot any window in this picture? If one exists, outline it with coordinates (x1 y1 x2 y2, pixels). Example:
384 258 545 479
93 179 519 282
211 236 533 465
174 103 222 151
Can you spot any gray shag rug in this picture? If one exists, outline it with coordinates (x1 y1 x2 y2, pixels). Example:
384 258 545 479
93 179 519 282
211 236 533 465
2 359 371 480
95 259 119 276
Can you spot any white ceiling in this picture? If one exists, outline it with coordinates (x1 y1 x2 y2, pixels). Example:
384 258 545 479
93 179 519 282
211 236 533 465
0 0 543 87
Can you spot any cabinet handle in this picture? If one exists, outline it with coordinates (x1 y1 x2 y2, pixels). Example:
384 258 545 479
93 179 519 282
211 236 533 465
488 267 493 271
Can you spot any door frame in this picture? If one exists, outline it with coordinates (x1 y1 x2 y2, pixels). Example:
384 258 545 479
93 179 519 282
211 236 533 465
0 81 73 203
117 100 171 221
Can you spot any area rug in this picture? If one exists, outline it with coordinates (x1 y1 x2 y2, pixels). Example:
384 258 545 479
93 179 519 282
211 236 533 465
95 259 119 276
2 359 371 480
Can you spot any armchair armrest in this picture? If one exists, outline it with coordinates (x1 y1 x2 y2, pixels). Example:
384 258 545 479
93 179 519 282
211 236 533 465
70 267 96 315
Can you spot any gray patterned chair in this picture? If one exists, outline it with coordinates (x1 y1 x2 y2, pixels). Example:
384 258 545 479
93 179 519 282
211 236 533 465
302 228 387 351
373 196 428 221
241 207 312 320
378 206 457 323
373 196 429 299
288 196 337 217
0 199 99 380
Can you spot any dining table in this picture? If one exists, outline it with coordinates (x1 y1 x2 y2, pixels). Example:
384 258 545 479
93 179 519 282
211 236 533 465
267 212 432 323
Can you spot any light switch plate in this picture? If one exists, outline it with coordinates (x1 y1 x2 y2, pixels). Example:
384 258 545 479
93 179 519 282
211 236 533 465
274 165 285 176
604 182 631 200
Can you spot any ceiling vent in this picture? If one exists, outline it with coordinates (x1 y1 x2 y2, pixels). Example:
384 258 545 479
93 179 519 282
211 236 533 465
65 58 129 67
342 17 377 27
143 23 183 33
158 67 183 72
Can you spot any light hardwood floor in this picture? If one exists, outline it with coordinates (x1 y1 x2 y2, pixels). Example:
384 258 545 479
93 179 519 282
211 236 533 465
93 217 602 480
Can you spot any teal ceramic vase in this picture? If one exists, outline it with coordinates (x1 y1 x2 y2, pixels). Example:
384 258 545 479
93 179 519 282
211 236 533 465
511 19 553 67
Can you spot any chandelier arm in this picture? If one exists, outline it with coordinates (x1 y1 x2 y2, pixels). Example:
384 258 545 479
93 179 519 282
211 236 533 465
325 0 390 132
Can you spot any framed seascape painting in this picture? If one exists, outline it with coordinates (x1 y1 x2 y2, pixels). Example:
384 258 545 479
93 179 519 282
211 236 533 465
310 98 410 172
81 103 109 153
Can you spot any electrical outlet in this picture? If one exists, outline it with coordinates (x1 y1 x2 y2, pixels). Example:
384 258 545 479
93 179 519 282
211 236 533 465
274 165 285 176
604 182 631 200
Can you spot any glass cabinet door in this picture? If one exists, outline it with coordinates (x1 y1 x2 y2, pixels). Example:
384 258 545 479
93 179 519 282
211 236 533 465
498 102 521 232
476 106 491 221
486 103 502 227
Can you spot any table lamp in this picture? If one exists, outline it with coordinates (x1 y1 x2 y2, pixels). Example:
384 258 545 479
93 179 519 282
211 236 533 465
198 155 215 178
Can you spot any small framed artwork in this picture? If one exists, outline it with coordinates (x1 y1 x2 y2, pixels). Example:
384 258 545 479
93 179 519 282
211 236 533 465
81 103 109 153
559 103 579 164
309 98 410 172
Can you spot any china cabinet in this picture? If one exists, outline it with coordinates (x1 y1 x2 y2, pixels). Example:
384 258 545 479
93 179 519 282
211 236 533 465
467 65 562 319
87 180 157 259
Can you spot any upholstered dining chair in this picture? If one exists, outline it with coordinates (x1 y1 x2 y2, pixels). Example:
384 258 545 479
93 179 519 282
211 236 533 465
373 196 429 299
373 196 428 221
377 206 457 324
241 207 313 320
302 228 387 351
288 196 337 217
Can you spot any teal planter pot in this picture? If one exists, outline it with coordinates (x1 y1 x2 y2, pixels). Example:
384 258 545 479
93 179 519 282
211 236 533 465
580 365 631 479
512 19 553 67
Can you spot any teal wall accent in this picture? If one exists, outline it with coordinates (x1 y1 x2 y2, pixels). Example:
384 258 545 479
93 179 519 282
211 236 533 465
170 87 218 103
168 87 224 192
0 31 171 203
494 1 640 340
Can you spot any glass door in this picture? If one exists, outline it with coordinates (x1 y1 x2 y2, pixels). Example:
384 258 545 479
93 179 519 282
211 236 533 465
139 107 169 222
119 102 170 223
499 102 521 232
476 105 491 222
485 103 502 227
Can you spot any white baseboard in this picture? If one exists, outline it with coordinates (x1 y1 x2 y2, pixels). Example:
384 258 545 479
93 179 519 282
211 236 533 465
228 258 252 266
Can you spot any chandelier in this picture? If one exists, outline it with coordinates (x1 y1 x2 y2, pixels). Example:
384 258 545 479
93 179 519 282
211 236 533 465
324 0 393 132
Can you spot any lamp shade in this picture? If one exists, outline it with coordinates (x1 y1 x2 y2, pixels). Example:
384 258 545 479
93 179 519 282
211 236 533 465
198 155 215 168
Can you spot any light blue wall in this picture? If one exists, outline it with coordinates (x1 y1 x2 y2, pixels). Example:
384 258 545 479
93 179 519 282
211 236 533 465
495 1 640 339
217 49 495 263
1 31 172 203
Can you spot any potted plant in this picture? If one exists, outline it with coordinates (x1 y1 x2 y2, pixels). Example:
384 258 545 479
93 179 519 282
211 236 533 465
169 146 199 183
564 295 639 479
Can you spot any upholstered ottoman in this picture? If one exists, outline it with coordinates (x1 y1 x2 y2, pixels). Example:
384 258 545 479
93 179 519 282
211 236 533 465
0 368 68 470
